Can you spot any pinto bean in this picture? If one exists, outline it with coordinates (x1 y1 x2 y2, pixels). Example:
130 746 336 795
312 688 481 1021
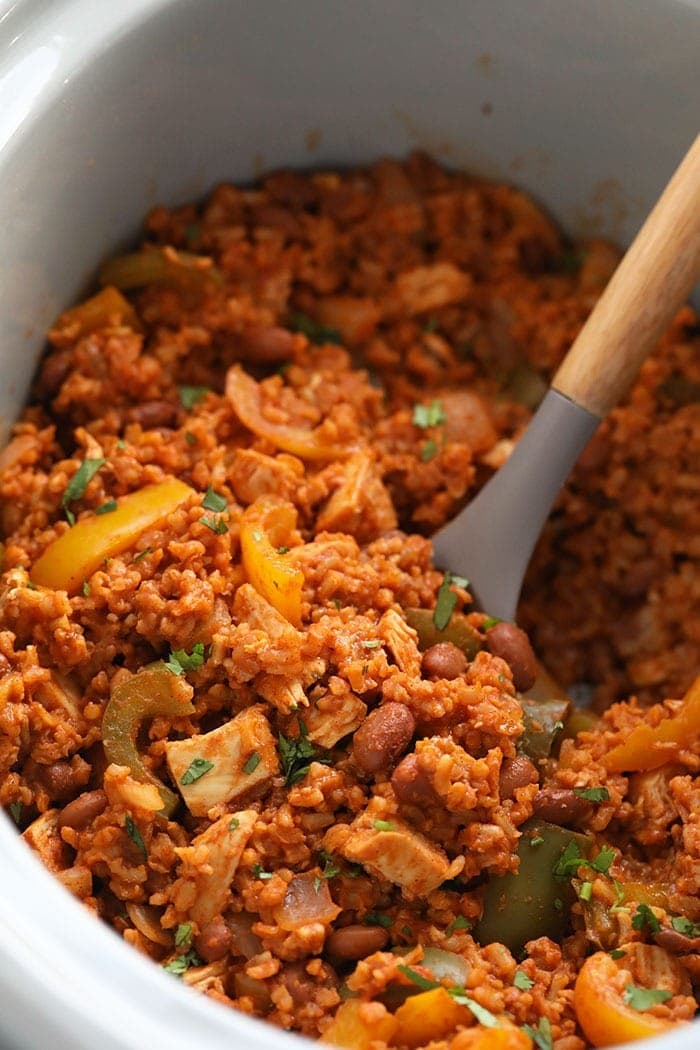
421 642 468 680
532 787 589 827
499 755 539 800
282 961 337 1005
240 325 297 363
391 753 437 806
353 703 415 774
57 789 108 830
326 924 389 961
485 621 537 692
194 915 232 962
39 761 81 802
123 400 180 429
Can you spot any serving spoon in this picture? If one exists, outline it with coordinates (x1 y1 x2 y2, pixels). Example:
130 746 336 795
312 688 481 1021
433 133 700 622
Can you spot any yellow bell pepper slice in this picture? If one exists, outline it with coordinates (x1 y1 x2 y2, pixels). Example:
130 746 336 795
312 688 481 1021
51 285 141 341
393 987 472 1048
574 950 677 1046
103 663 195 817
31 478 193 594
321 999 398 1049
226 365 352 461
240 496 303 627
604 677 700 773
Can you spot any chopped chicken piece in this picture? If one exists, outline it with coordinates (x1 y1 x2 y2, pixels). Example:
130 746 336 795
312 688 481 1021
316 450 397 543
104 763 164 812
324 799 452 899
379 608 421 676
165 705 279 817
233 583 303 644
170 809 256 927
255 673 308 714
305 681 367 749
23 809 72 873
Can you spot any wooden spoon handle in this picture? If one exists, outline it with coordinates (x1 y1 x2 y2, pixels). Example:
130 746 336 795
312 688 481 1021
552 133 700 418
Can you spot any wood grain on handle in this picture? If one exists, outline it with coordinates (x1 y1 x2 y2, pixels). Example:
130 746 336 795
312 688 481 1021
552 133 700 418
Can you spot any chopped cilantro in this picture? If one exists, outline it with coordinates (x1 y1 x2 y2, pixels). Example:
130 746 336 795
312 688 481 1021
573 786 610 804
290 312 341 345
252 863 273 881
671 916 700 938
372 819 396 832
611 879 627 913
178 385 210 410
9 801 22 824
623 985 672 1011
412 399 446 429
420 438 439 462
332 598 343 610
433 570 469 631
278 720 323 785
632 903 661 935
397 968 498 1026
610 948 627 960
522 1017 553 1050
228 816 240 831
163 948 201 977
514 970 534 990
133 547 153 563
81 581 90 597
62 458 106 524
116 439 126 450
165 642 206 676
199 513 228 534
446 915 472 937
529 836 544 847
363 639 381 649
95 499 118 515
554 841 588 879
180 757 214 786
276 546 290 554
184 431 197 446
26 580 38 590
318 849 341 882
578 881 593 902
175 923 192 947
401 925 413 938
125 814 147 858
591 846 615 875
364 912 393 929
482 616 501 630
244 752 261 775
202 485 227 513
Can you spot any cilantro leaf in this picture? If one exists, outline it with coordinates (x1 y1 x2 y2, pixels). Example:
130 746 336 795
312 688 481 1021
175 923 192 947
591 846 615 875
125 814 147 858
671 916 700 938
178 385 210 410
318 849 341 882
202 485 227 513
610 948 627 960
445 915 472 937
180 757 214 786
133 547 153 563
623 985 672 1011
522 1017 553 1050
199 513 228 534
449 991 499 1027
632 903 661 935
412 399 446 429
573 786 610 804
290 312 341 345
372 819 396 832
62 458 106 524
433 570 468 631
9 801 22 825
482 616 501 630
514 970 534 990
397 965 439 992
163 948 201 977
252 863 273 881
165 642 206 676
277 721 323 785
553 841 585 879
244 751 261 775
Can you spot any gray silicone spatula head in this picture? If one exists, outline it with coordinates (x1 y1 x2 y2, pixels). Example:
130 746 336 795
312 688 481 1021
431 134 700 621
